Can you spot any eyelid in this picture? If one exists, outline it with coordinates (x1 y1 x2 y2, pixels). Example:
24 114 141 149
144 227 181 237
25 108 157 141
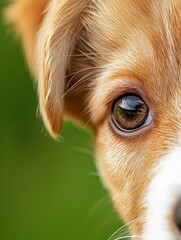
109 111 153 138
111 111 152 133
111 92 147 111
89 78 156 128
106 83 149 110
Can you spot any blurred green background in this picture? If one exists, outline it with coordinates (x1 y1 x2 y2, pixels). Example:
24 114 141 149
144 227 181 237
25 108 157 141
1 1 122 239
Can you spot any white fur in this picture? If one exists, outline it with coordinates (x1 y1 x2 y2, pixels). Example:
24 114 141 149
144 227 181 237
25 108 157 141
143 146 181 239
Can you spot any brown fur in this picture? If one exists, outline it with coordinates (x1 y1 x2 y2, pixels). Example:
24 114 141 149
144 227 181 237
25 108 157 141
5 0 181 236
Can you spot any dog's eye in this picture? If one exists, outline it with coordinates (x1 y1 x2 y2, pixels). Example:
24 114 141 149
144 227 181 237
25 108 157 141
112 94 149 131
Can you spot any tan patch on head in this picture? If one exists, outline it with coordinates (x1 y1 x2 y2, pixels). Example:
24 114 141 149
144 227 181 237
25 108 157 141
86 0 181 234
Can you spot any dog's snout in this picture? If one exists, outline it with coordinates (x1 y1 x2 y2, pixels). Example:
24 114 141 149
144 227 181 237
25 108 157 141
174 200 181 233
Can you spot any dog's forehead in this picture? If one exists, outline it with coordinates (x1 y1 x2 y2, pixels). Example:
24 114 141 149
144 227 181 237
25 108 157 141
91 0 181 99
89 1 181 130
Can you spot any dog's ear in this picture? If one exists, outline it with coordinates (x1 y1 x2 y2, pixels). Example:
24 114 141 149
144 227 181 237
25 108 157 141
5 0 49 69
36 0 89 138
5 0 89 138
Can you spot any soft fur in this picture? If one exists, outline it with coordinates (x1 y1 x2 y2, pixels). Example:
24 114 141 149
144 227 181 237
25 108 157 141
5 0 181 239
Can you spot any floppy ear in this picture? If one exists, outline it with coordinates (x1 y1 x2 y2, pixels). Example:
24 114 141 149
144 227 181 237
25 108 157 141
5 0 49 69
6 0 89 138
36 0 89 138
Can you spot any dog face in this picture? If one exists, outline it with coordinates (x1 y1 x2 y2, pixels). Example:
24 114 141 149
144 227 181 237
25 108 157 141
6 0 181 238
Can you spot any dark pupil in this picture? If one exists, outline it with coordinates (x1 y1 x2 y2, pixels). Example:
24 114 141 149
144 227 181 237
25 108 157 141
114 95 148 130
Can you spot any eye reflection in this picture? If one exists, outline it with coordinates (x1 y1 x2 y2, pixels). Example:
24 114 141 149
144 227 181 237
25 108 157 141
113 94 149 131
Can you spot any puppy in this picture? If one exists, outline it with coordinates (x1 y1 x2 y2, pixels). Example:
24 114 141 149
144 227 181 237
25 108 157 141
6 0 181 239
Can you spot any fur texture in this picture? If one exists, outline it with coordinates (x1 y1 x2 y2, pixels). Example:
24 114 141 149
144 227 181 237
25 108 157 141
5 0 181 238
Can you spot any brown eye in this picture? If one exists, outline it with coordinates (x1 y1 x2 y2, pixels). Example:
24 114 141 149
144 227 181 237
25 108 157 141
113 94 149 131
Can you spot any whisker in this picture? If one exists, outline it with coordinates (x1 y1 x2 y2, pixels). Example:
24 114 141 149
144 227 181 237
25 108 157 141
56 63 123 105
87 195 110 217
66 71 91 90
56 74 90 102
83 107 103 128
88 171 100 177
114 235 143 240
108 217 145 240
112 229 130 240
57 66 104 100
71 146 94 156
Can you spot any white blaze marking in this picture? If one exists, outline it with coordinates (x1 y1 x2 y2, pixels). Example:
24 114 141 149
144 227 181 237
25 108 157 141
143 147 181 240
